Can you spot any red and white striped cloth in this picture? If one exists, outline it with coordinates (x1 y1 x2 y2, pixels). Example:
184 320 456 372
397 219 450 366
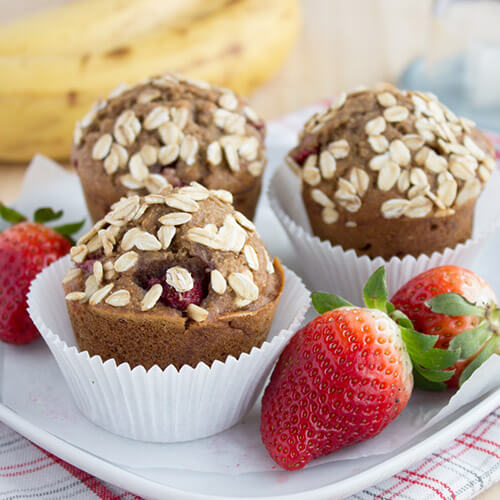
1 103 500 499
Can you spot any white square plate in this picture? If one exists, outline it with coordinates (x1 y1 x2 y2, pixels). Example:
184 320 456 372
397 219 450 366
1 122 499 499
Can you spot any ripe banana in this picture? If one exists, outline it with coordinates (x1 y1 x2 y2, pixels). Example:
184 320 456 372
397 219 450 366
0 0 300 161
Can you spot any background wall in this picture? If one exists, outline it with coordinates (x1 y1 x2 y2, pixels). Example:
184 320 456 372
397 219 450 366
251 0 433 118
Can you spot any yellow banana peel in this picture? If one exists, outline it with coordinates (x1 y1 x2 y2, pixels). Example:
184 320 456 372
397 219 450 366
0 0 300 161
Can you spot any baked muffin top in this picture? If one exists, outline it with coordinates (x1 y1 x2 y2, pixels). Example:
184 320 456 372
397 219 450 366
286 83 496 226
72 73 266 197
63 183 280 323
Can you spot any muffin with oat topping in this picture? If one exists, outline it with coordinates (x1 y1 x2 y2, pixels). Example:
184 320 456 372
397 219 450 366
71 73 266 223
62 182 284 370
286 83 496 260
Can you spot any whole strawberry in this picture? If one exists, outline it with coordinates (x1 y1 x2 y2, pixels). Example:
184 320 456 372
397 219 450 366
0 205 83 344
392 265 498 388
261 268 457 470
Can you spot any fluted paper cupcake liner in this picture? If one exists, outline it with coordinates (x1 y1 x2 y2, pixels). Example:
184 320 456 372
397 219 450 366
268 163 500 305
27 255 310 443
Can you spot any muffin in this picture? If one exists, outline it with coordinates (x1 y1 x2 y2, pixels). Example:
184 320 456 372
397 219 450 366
62 182 284 370
71 73 266 223
286 83 496 260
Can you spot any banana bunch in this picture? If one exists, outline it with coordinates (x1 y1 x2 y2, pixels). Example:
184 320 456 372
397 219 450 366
0 0 300 161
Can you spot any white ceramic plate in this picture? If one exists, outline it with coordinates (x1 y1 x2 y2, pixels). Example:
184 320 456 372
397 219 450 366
1 135 500 499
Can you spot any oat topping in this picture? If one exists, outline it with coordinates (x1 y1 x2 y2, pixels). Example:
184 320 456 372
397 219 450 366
365 116 386 136
228 272 259 304
84 275 99 300
166 266 193 293
368 135 389 153
141 283 163 311
210 269 227 294
114 251 138 272
62 267 82 284
207 141 222 166
157 225 176 249
383 105 409 123
243 244 259 271
210 189 233 204
289 84 495 224
329 139 350 159
186 304 209 322
319 151 336 179
93 261 103 284
248 161 264 177
105 289 131 307
92 134 113 160
311 188 334 208
322 207 339 224
65 185 275 312
89 284 114 306
70 245 88 264
65 291 86 302
376 92 397 108
74 72 266 197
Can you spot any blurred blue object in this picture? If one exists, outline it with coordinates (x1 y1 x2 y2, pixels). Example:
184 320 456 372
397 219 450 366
399 0 500 132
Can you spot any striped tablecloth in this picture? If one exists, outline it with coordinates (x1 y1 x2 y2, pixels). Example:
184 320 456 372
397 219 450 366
2 103 500 499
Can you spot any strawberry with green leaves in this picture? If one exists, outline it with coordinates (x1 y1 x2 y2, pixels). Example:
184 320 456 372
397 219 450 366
0 204 84 344
392 265 498 389
261 267 459 471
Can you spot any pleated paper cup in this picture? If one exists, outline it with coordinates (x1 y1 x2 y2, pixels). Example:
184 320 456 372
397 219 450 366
27 255 310 443
268 163 500 305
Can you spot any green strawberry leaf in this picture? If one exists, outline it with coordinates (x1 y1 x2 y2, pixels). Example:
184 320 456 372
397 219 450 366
52 219 85 244
400 326 459 370
34 207 63 224
413 367 448 392
0 204 26 224
400 326 439 352
459 336 499 386
449 321 492 361
386 301 396 314
389 307 414 329
52 220 85 236
426 293 485 318
413 365 454 383
407 345 460 370
363 266 388 312
311 292 353 313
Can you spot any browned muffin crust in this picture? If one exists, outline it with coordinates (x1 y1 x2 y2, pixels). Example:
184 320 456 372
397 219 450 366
72 73 267 222
287 84 496 260
62 184 283 370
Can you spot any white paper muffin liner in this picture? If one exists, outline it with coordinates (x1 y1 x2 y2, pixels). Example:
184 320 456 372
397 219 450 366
268 163 500 305
27 255 310 443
